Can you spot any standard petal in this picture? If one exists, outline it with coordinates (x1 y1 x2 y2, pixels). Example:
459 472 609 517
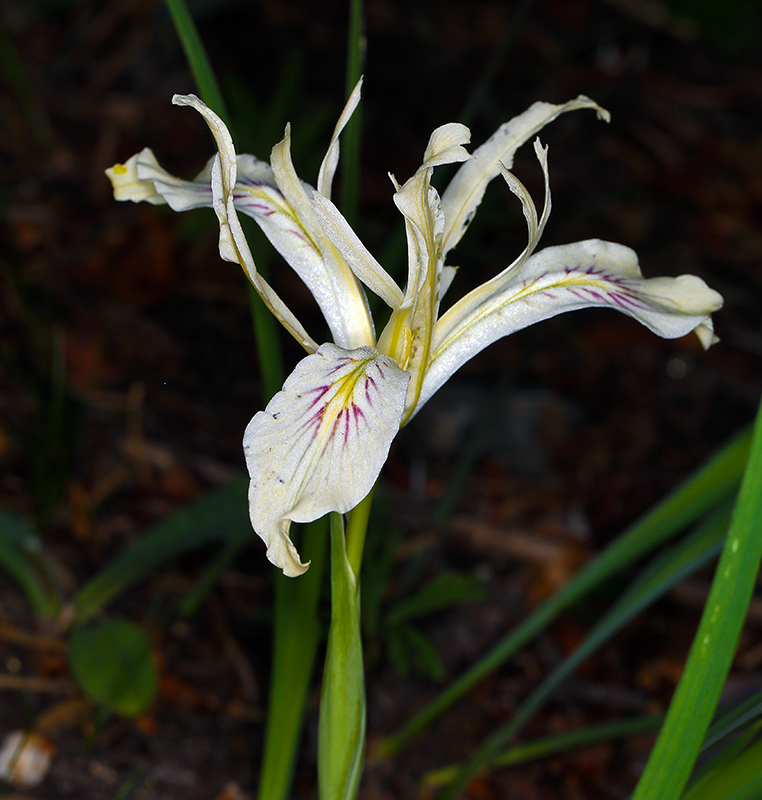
317 77 363 199
244 343 410 576
418 239 723 414
311 191 405 308
269 124 376 349
440 96 608 257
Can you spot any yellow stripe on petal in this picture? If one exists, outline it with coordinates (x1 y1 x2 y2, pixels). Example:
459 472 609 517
244 344 410 576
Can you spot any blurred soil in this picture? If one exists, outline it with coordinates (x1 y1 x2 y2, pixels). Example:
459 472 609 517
1 0 761 798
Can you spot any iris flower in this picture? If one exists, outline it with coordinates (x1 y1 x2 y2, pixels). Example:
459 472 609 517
107 81 722 577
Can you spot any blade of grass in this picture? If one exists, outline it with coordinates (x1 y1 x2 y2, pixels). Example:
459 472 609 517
702 688 762 753
340 0 365 227
0 508 59 617
684 731 762 800
178 535 249 618
437 501 732 798
164 0 228 121
424 714 664 789
73 477 251 623
630 395 762 800
378 428 751 756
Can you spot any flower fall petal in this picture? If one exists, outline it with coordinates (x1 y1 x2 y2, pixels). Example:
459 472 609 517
244 344 410 576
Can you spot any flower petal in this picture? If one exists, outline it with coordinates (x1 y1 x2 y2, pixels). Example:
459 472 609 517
310 191 405 308
440 96 608 257
317 77 363 199
418 239 723 414
173 94 321 352
106 149 173 205
244 343 410 576
269 123 376 349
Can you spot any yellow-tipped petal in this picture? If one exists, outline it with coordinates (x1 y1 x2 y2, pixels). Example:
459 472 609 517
106 150 166 205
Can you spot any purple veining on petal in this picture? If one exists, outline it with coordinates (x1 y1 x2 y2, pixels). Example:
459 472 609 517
565 287 588 301
581 287 606 302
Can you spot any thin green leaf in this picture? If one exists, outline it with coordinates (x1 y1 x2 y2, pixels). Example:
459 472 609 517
379 429 750 756
437 502 731 798
702 688 762 753
164 0 228 121
179 535 248 618
73 478 251 623
318 512 366 800
385 571 484 627
0 508 59 617
683 733 762 800
685 723 762 798
340 0 365 227
257 518 329 800
424 715 664 789
631 396 762 800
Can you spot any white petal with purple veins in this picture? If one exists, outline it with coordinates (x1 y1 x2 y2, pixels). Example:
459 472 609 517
244 344 410 576
418 239 723 413
441 96 608 257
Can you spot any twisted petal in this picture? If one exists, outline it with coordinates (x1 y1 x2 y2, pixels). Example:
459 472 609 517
244 343 410 576
173 94 323 352
269 123 376 349
317 77 363 199
441 96 608 257
418 239 723 413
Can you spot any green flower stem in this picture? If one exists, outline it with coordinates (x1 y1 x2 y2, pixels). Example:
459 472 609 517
258 519 329 800
164 0 228 121
319 512 367 800
345 484 376 583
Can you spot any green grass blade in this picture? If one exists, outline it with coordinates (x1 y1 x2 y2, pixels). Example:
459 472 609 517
257 518 329 800
631 396 762 800
179 535 249 618
0 508 59 617
73 477 251 622
164 0 228 120
437 503 731 799
424 714 664 789
379 429 750 756
702 688 762 753
340 0 365 227
683 733 762 800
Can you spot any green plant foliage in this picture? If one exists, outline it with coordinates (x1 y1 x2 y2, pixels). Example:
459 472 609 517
73 477 251 623
0 507 59 617
380 428 751 757
669 0 762 54
436 501 731 798
631 395 762 800
318 513 366 800
69 619 158 717
683 732 762 800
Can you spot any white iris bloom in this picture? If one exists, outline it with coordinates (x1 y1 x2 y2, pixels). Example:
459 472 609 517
107 81 723 577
